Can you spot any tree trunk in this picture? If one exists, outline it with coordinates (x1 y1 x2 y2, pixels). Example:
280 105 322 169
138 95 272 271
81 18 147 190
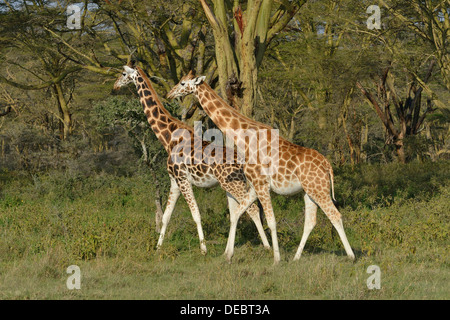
395 141 406 164
54 83 72 140
239 36 259 117
436 53 450 91
199 0 306 117
360 120 369 163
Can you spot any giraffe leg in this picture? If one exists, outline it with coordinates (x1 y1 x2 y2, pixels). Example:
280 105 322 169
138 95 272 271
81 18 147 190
330 216 355 260
246 202 270 250
177 179 207 255
293 194 318 260
223 188 258 263
156 177 181 250
224 186 270 253
312 194 355 261
224 193 270 259
228 180 280 265
259 194 281 265
249 182 281 265
224 193 239 258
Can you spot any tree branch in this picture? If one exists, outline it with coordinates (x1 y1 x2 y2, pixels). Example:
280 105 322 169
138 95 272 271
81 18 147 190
0 66 82 90
0 105 12 117
356 81 398 137
199 0 221 31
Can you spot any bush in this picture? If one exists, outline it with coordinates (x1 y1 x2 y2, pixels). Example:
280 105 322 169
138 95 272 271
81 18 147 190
334 161 449 209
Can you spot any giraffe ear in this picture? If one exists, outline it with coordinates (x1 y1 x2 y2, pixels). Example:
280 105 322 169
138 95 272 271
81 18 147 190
194 76 206 85
123 66 134 74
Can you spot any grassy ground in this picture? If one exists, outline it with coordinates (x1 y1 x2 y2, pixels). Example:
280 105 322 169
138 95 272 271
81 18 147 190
0 162 449 299
1 246 448 300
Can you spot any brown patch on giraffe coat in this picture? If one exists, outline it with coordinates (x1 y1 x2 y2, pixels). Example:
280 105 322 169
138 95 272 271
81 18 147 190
158 122 167 130
145 97 157 107
286 160 295 172
241 123 250 130
162 131 170 143
215 115 228 128
207 104 217 113
221 110 232 118
230 118 239 129
297 152 305 162
152 108 159 118
159 114 168 124
168 123 177 132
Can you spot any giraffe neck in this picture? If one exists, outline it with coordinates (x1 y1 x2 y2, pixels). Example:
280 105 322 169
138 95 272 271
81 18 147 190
195 82 279 162
195 83 272 132
135 67 192 152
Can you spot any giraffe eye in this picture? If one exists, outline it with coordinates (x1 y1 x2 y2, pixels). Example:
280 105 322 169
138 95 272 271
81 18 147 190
122 73 126 76
180 81 185 86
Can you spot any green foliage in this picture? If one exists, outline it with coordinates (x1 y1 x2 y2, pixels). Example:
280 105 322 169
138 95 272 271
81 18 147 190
93 96 144 131
0 171 159 262
335 161 450 209
92 95 166 165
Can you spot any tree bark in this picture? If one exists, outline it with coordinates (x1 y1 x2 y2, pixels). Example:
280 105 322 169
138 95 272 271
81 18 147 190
54 83 72 140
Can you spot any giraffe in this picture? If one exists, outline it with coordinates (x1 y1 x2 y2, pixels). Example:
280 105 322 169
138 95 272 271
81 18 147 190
167 71 355 264
113 64 270 256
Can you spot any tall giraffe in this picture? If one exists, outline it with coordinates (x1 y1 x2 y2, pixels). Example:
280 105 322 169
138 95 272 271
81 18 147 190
167 71 355 264
113 65 270 255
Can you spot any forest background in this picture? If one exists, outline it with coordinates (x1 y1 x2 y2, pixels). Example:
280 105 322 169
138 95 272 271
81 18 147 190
0 0 448 299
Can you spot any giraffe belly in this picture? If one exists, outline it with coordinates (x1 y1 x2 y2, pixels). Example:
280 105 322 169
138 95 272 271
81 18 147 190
187 173 219 188
270 177 303 195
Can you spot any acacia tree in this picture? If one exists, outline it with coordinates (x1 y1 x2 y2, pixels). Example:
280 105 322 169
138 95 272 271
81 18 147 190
38 1 310 119
41 0 215 126
356 59 438 163
380 0 450 91
198 0 308 117
343 0 449 163
0 1 86 140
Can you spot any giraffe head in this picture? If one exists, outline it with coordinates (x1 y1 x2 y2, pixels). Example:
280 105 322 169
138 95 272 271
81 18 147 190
113 65 139 90
166 70 206 99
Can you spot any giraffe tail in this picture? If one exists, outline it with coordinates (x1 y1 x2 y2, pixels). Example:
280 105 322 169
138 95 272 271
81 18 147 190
328 165 339 208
